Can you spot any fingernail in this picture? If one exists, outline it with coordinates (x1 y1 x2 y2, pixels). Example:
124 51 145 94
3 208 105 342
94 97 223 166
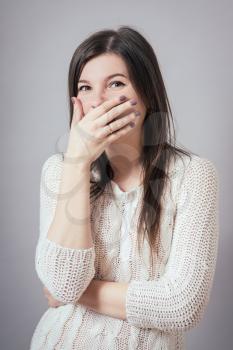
119 95 127 102
71 97 76 105
130 99 137 106
134 111 141 117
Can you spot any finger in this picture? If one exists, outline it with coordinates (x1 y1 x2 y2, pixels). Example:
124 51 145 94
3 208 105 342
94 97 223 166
86 95 130 121
50 301 59 308
105 119 137 146
50 300 63 308
47 296 56 307
43 286 50 296
71 97 84 126
97 110 136 139
96 99 137 128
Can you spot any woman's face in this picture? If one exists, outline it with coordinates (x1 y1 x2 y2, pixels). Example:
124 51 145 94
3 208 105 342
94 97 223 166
76 53 147 124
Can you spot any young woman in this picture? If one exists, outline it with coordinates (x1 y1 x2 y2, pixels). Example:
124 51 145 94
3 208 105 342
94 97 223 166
30 26 219 349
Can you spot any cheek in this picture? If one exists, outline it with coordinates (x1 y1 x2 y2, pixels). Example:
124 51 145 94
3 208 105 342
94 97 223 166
77 97 90 114
140 103 147 115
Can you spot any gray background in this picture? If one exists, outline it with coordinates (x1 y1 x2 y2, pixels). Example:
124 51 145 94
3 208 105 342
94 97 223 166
1 0 232 349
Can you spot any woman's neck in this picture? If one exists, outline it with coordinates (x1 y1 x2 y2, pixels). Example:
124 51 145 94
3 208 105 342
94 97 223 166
105 128 143 178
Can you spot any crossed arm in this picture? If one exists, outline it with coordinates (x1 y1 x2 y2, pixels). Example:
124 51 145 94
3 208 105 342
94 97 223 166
44 279 129 321
42 156 219 332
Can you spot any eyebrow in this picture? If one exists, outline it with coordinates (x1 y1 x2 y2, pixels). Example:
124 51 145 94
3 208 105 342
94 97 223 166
78 73 127 84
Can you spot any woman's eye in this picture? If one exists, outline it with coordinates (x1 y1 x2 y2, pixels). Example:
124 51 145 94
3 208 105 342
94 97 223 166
78 85 90 91
78 81 125 92
109 81 125 88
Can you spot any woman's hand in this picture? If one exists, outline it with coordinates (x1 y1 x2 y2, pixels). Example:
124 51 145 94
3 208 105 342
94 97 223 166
65 95 139 166
43 286 66 308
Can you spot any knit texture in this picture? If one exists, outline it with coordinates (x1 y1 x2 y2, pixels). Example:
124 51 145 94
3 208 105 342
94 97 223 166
30 152 219 350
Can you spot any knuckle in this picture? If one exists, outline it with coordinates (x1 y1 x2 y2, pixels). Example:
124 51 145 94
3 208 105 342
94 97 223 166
95 131 102 140
101 104 109 114
108 125 114 135
91 120 96 129
115 120 121 129
105 110 113 122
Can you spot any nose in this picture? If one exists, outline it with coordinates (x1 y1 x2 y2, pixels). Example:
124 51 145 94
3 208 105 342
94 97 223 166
91 99 105 109
91 90 109 109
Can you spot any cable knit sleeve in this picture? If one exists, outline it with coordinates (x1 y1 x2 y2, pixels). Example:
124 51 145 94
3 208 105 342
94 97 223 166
35 153 96 304
125 156 219 333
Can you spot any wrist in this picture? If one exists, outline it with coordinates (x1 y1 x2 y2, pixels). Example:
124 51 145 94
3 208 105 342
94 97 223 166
77 280 96 308
63 152 91 171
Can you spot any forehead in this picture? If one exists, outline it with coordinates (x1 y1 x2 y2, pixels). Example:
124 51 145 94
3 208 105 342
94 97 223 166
79 53 129 80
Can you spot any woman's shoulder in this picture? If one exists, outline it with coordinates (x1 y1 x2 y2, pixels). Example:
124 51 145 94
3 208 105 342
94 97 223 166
39 154 64 199
41 152 63 169
40 152 218 188
170 152 218 178
169 152 219 195
40 152 64 179
40 152 98 184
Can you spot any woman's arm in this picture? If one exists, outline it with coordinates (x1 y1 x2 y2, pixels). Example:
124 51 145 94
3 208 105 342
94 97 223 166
35 153 96 304
124 157 219 333
46 152 93 249
43 279 129 320
78 279 129 320
42 156 219 333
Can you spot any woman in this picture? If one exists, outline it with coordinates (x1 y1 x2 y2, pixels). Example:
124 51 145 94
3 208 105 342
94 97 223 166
30 25 219 349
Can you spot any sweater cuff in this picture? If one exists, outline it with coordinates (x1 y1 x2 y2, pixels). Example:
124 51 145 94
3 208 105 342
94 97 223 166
125 280 152 328
35 237 96 304
125 280 170 330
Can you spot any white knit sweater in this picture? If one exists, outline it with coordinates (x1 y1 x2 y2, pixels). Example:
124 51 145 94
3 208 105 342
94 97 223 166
30 152 219 350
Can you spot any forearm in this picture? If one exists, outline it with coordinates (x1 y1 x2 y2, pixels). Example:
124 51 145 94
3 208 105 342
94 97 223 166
78 279 129 320
35 153 95 304
47 154 93 249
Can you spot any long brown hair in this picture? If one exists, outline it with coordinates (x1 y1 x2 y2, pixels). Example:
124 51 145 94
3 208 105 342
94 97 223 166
67 25 196 270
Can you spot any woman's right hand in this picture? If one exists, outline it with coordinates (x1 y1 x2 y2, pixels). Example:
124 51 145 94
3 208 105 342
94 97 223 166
65 95 140 167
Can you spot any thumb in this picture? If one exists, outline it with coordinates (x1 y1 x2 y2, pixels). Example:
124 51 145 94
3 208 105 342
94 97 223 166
71 96 84 126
